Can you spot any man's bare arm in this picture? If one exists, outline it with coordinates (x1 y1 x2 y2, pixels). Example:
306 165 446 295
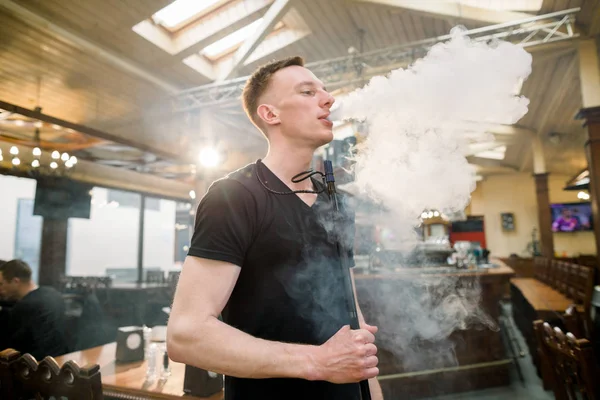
167 256 379 383
167 256 317 380
350 268 385 400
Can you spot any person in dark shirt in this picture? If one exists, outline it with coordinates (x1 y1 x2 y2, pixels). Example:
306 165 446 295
0 259 12 347
0 260 68 360
167 57 383 400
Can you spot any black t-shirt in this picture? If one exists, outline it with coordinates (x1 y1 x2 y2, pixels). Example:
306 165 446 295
188 161 360 400
7 286 68 360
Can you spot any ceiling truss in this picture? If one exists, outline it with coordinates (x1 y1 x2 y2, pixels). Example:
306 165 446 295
170 8 580 113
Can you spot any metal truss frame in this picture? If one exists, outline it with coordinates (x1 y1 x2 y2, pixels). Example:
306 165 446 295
171 7 580 112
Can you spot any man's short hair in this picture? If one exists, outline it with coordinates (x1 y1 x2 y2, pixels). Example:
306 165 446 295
242 56 305 136
0 259 32 282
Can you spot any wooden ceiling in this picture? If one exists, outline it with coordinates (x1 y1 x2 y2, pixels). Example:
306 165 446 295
0 0 599 181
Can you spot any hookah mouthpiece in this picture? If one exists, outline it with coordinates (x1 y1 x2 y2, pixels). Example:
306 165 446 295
323 160 335 183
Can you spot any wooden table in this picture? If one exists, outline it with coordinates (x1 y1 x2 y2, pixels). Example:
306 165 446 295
55 343 223 400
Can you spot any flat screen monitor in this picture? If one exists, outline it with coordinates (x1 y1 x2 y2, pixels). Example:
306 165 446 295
33 177 92 220
550 202 593 232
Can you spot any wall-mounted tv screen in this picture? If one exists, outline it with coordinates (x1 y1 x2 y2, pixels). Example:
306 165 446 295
551 202 593 232
33 177 93 220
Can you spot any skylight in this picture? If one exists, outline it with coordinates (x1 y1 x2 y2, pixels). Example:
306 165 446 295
152 0 223 29
458 0 543 11
475 146 507 160
201 18 265 59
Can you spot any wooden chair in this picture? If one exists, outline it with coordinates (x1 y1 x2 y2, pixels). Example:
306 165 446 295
0 348 103 399
167 270 181 286
564 304 588 339
534 320 598 400
145 270 165 284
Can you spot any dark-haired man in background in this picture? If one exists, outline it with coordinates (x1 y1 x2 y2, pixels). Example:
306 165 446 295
0 260 68 359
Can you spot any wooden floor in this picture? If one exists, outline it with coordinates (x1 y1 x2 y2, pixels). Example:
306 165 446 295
422 302 554 400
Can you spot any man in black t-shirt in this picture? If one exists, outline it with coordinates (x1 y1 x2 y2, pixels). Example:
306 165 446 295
0 260 68 359
167 57 383 400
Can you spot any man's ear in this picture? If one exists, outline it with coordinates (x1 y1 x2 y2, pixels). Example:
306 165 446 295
257 104 280 126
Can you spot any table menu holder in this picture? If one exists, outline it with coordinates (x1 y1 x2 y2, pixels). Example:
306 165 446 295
115 326 145 363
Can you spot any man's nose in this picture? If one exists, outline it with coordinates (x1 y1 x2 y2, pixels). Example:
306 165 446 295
320 91 335 109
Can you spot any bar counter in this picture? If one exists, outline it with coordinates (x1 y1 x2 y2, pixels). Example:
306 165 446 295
354 261 515 399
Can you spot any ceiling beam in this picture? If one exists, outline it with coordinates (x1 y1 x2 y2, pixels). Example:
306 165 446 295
353 0 534 24
467 156 518 171
217 0 295 81
0 143 193 200
0 100 185 162
0 0 179 93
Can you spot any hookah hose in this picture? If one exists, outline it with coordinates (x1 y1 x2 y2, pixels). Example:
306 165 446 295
256 160 372 399
323 160 372 400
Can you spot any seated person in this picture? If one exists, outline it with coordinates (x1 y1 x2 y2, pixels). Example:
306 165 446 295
0 260 68 359
0 259 12 346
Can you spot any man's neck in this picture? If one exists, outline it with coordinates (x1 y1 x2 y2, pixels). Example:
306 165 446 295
17 282 38 301
261 143 316 191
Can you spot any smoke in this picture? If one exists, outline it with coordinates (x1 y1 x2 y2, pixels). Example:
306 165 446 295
332 28 532 371
336 27 530 209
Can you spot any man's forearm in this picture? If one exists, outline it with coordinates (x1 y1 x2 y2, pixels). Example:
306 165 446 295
168 316 318 380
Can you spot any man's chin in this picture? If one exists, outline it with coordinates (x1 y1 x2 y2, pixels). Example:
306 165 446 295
316 130 334 146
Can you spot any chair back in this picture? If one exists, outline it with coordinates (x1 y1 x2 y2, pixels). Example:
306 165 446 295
167 270 181 286
0 348 103 399
534 320 598 400
564 304 588 339
145 270 165 284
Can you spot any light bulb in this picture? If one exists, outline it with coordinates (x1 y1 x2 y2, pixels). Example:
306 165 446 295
12 157 20 166
50 162 58 169
10 146 18 155
61 152 69 161
69 156 78 165
33 147 41 156
198 148 220 168
189 190 196 200
51 151 60 159
434 211 440 217
32 159 40 168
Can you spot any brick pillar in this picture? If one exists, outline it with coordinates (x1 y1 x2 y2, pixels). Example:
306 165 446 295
576 106 600 270
38 218 68 287
534 173 554 258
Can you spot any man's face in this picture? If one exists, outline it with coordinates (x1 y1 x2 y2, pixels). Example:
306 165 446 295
261 65 335 147
0 272 19 301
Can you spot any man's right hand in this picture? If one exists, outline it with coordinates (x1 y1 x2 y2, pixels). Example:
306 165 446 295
309 325 379 383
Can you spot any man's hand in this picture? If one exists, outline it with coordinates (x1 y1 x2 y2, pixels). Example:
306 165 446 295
309 325 379 384
361 322 378 335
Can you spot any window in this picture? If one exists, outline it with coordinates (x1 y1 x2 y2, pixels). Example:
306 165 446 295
0 175 41 282
67 188 141 281
458 0 542 11
152 0 228 31
201 18 285 60
142 198 193 281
